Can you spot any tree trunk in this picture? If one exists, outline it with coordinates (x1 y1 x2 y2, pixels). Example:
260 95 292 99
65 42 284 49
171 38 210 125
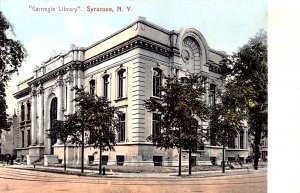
81 128 84 173
188 148 192 176
99 146 102 175
178 146 182 176
64 142 67 171
222 143 225 173
253 129 262 170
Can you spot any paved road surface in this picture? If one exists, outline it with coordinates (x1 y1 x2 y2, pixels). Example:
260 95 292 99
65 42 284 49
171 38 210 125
0 167 267 193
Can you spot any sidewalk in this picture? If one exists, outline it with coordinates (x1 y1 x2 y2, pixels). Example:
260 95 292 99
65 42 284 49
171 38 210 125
5 164 267 178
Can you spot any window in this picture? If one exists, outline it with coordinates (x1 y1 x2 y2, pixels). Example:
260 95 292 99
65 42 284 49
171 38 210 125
116 155 124 166
102 155 109 165
21 131 24 147
27 130 31 147
103 74 109 99
152 113 161 136
240 131 244 149
118 113 126 142
228 137 235 148
153 156 163 166
26 101 31 120
89 79 96 95
88 155 94 165
209 84 216 107
118 69 126 98
191 119 203 150
210 124 217 146
50 97 58 154
153 68 162 97
65 86 68 109
21 103 25 122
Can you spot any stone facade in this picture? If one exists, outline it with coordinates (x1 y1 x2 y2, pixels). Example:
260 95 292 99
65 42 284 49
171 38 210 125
13 17 249 166
0 115 18 156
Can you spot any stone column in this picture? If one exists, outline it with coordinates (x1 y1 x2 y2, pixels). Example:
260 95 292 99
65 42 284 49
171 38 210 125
31 85 37 146
205 81 209 106
38 85 44 145
56 76 64 145
66 68 74 115
77 65 84 88
57 76 64 120
72 65 78 111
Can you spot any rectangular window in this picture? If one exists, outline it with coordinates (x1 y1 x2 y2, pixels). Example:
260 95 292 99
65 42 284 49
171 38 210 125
65 86 68 109
103 75 109 99
240 131 244 149
102 155 109 165
153 69 162 97
27 102 31 121
118 69 126 98
152 113 161 136
116 155 124 166
27 130 31 147
153 156 163 166
21 131 24 148
89 80 96 95
21 104 25 122
210 127 217 146
228 137 235 148
118 113 126 142
209 84 216 107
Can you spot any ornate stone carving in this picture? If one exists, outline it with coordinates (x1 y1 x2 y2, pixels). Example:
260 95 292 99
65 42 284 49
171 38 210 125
38 85 44 94
31 86 37 97
181 36 201 65
56 76 64 87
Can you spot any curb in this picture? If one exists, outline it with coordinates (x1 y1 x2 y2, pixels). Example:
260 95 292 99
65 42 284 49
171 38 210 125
5 165 267 179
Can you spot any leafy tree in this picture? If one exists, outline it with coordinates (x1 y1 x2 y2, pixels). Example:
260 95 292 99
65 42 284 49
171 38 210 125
145 75 208 176
220 30 267 170
73 86 118 174
88 96 119 175
73 86 96 173
209 85 245 173
48 114 79 171
0 11 26 134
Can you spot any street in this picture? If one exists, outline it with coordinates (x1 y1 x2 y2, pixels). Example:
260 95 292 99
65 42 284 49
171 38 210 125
0 167 266 193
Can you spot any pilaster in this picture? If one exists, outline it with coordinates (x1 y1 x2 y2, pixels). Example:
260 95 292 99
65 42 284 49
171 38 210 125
56 75 64 120
31 85 37 146
131 61 146 142
38 84 44 145
66 68 74 115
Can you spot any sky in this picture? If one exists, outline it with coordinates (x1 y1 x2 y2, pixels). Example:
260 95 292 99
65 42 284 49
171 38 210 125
0 0 267 115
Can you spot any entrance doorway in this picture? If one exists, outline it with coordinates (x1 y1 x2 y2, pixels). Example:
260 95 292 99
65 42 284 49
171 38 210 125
50 97 57 154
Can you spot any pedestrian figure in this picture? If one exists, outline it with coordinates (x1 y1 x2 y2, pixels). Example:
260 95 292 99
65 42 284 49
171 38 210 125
6 154 11 165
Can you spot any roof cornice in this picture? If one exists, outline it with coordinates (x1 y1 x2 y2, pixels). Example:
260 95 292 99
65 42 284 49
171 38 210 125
13 87 31 99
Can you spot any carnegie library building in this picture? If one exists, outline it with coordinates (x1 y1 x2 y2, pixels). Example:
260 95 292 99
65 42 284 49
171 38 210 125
13 17 249 166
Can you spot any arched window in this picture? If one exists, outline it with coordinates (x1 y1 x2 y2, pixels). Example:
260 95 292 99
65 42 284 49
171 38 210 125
117 69 126 98
103 74 110 99
21 103 25 122
153 68 162 97
89 79 96 95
